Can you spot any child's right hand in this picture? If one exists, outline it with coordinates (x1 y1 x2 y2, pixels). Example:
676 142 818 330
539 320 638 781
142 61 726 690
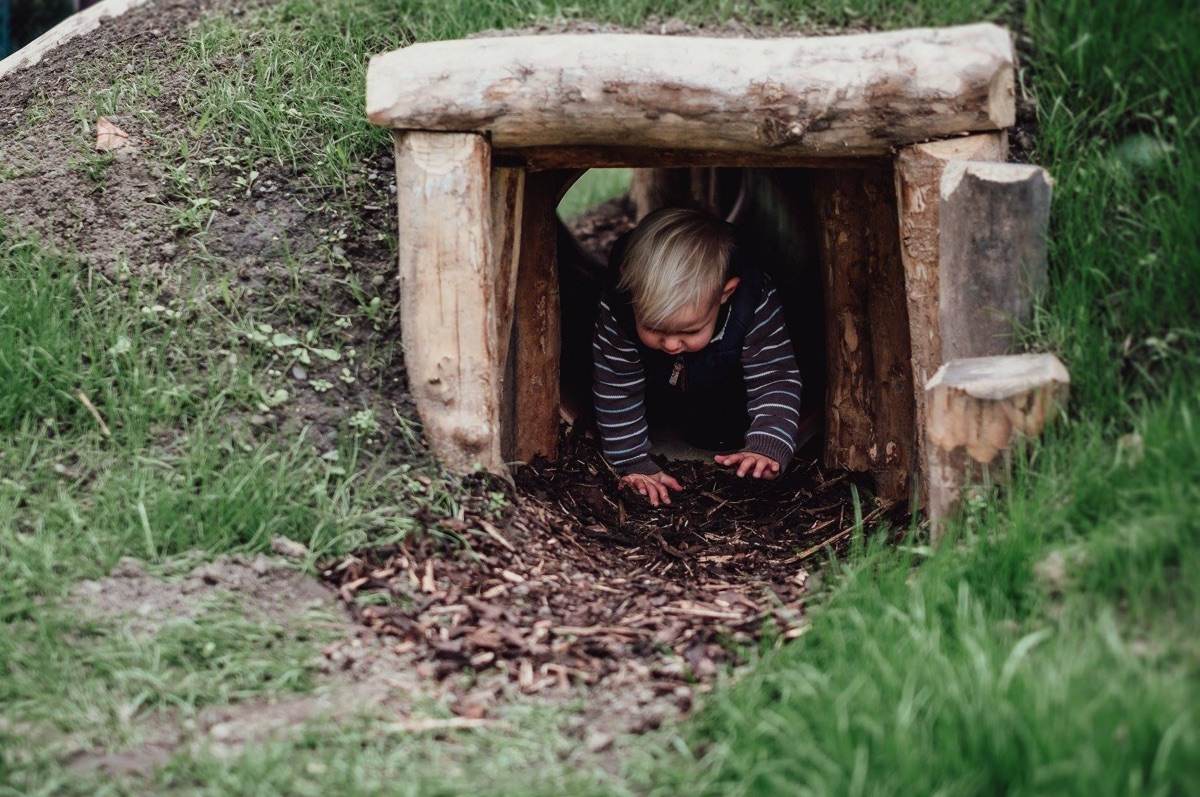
620 471 683 507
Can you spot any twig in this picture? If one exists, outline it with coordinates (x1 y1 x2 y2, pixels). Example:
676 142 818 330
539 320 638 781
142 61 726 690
382 717 504 734
76 391 111 438
792 502 894 563
477 519 515 552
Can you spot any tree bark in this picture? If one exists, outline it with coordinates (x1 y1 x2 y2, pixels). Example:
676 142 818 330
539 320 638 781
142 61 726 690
394 131 504 473
938 161 1053 360
813 164 915 501
368 25 1015 158
893 133 1007 507
500 147 873 171
925 353 1069 535
506 170 576 463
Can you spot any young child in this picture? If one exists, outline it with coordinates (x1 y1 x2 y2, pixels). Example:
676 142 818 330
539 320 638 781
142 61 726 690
593 207 803 506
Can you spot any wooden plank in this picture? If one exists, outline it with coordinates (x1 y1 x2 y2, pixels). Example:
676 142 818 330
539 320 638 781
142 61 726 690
813 169 874 474
491 167 525 463
501 147 898 172
393 131 504 474
862 164 916 501
368 25 1015 157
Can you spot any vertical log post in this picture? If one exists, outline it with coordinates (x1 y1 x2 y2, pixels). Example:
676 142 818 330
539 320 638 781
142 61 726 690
925 353 1069 535
394 131 504 473
813 164 915 502
938 161 1054 360
506 170 576 463
893 133 1007 506
491 167 526 461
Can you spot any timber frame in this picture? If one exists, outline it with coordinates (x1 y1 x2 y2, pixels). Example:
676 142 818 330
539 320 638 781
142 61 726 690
367 23 1063 521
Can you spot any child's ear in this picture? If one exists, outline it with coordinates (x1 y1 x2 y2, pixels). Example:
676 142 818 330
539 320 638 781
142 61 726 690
719 277 741 304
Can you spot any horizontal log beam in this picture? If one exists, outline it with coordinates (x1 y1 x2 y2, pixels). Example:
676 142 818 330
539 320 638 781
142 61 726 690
494 147 878 171
368 25 1015 158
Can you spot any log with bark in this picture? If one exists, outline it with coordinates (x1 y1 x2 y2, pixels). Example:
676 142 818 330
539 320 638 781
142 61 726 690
812 164 915 501
893 133 1008 504
393 131 506 473
925 353 1070 534
938 161 1053 360
368 25 1015 159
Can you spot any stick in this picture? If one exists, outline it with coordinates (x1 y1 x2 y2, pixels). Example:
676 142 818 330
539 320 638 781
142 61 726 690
76 391 111 438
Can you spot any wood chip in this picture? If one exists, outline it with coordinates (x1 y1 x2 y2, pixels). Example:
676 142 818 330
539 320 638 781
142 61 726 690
95 117 133 152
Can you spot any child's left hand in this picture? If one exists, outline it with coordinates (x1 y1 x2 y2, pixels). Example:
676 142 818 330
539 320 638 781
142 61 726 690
714 451 780 479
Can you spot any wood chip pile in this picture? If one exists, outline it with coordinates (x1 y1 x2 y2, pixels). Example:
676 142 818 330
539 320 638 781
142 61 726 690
322 432 900 693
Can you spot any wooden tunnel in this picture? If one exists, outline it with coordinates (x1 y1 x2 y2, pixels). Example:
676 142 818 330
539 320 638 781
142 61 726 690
366 23 1064 523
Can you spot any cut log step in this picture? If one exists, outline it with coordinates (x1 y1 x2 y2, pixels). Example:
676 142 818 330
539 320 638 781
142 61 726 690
925 353 1070 535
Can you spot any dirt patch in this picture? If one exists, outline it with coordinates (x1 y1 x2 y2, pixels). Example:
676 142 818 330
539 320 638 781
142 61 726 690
70 553 333 636
323 431 903 702
0 0 413 457
63 554 423 777
60 542 724 779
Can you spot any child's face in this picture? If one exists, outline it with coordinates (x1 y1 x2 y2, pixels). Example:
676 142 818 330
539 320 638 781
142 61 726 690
635 277 740 355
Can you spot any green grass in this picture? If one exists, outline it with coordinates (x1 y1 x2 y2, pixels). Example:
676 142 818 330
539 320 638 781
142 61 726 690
3 0 1197 793
0 218 486 791
559 169 633 219
152 703 622 797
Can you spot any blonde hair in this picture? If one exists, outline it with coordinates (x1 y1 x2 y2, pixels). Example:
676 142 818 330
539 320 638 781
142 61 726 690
616 207 735 329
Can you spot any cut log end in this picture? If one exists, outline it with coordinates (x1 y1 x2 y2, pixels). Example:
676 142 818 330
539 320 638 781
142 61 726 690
925 353 1070 535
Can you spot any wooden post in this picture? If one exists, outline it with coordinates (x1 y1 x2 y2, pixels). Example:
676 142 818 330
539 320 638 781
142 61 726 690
893 133 1007 507
938 161 1053 361
925 353 1069 534
813 163 915 501
393 131 504 474
491 167 525 462
506 170 575 463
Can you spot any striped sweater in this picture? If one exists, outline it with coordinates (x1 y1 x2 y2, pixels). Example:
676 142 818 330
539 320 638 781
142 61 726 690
593 284 803 476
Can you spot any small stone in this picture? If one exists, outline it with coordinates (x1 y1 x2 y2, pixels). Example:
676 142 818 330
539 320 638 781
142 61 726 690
585 732 614 753
291 365 307 381
1034 550 1069 594
661 17 689 35
270 536 309 561
111 556 145 578
180 577 206 594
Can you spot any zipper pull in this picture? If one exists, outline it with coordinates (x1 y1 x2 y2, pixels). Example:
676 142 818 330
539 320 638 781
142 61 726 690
669 358 684 387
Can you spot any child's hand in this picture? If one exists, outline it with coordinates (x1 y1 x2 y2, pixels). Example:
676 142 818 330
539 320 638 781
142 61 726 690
714 451 780 479
620 471 683 507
